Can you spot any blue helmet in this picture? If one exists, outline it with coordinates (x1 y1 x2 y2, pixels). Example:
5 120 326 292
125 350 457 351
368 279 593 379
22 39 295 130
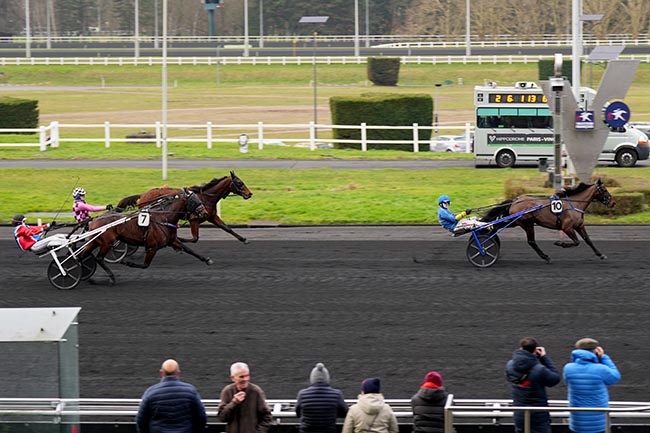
438 195 451 205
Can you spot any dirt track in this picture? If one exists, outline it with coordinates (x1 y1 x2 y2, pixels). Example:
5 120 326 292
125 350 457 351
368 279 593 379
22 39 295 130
1 226 649 403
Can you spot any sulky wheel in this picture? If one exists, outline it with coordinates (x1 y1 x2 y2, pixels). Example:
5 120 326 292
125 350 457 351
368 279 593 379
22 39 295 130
47 255 82 290
125 243 139 257
79 254 98 281
104 240 129 264
466 234 500 268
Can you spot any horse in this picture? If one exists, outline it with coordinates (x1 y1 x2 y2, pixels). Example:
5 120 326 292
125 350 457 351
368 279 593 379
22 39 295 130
481 179 615 263
116 171 252 244
81 188 211 285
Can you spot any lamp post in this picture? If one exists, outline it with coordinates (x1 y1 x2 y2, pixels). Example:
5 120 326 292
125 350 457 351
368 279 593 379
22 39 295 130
161 0 168 180
154 0 159 49
434 83 442 134
259 0 264 48
243 0 249 57
465 0 471 56
299 16 329 139
24 0 30 58
365 0 369 48
354 0 360 57
134 0 140 58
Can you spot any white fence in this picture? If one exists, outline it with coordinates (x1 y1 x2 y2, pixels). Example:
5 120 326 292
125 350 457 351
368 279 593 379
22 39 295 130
0 121 474 153
2 54 650 67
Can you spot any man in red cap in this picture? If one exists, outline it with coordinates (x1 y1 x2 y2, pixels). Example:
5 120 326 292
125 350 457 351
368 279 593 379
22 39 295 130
411 371 448 433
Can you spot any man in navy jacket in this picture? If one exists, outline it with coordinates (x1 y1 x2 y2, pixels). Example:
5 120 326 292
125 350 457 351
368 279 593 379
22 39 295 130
296 362 348 433
136 359 207 433
505 337 560 433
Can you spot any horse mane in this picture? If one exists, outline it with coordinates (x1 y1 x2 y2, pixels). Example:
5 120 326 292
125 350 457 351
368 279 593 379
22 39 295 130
561 182 591 197
116 194 142 209
480 199 513 222
189 176 227 193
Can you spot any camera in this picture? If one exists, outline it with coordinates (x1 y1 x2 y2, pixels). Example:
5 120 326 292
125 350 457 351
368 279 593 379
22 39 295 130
550 77 564 92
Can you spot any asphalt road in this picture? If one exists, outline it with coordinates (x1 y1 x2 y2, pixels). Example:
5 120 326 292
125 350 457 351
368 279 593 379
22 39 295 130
2 225 649 403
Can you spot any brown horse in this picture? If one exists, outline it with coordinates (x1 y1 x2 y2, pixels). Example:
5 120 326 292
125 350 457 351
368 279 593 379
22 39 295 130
82 188 210 284
481 179 615 263
116 171 252 244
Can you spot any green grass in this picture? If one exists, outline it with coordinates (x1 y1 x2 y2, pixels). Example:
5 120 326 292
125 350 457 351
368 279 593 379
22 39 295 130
3 167 649 225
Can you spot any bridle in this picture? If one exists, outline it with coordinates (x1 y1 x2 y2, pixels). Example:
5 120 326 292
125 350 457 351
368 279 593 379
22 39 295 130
594 183 613 206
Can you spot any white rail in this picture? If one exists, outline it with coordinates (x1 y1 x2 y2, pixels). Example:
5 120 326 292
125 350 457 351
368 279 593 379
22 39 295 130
0 121 474 154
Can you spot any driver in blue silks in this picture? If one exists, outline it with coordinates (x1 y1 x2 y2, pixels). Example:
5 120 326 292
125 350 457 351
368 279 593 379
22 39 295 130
437 195 472 232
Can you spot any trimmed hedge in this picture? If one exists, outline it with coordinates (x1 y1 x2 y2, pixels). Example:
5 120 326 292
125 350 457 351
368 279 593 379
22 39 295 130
538 59 573 84
0 97 39 130
367 57 400 86
330 93 433 151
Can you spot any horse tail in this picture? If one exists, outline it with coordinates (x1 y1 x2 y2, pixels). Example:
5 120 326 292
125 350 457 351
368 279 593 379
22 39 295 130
480 199 513 223
116 194 141 210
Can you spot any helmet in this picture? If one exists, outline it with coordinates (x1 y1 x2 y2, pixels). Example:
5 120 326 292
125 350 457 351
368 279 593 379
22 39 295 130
12 214 26 226
437 195 451 205
72 187 86 199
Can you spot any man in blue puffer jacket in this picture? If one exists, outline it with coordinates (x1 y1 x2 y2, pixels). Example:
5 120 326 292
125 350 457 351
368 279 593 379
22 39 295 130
136 359 207 433
563 338 621 433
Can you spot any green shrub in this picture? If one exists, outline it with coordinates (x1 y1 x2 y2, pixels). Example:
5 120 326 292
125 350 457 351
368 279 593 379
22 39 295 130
590 192 644 215
0 97 39 131
367 57 401 86
330 93 433 151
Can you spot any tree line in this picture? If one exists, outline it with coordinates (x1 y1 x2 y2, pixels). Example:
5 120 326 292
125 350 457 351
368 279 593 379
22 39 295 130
0 0 648 39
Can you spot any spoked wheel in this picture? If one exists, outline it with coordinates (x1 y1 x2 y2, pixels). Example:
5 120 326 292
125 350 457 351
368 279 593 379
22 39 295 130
466 234 500 268
47 255 82 290
79 254 97 280
126 243 139 257
104 240 129 264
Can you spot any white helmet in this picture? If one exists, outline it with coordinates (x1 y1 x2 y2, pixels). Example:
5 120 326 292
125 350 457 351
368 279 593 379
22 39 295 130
73 187 86 198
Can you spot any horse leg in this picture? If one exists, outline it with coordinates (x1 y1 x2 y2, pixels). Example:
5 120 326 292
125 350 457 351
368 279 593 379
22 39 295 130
89 242 116 285
554 228 581 248
171 238 214 265
211 215 249 244
178 220 200 243
521 222 551 263
123 247 156 268
576 225 607 260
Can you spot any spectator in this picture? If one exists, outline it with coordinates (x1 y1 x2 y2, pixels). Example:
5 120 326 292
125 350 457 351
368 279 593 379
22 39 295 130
217 362 273 433
72 187 113 223
342 377 398 433
411 371 448 433
135 359 207 433
564 338 621 433
12 214 67 254
296 362 348 433
505 337 560 433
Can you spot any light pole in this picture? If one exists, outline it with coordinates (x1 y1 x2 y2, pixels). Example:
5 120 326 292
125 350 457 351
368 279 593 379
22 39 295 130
465 0 471 56
365 0 369 48
434 83 442 134
24 0 30 58
354 0 360 57
259 0 264 48
299 16 329 139
162 0 168 180
154 0 159 49
243 0 249 56
134 0 140 58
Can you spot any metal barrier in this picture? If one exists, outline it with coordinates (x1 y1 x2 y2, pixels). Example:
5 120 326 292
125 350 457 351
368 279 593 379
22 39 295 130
2 397 650 430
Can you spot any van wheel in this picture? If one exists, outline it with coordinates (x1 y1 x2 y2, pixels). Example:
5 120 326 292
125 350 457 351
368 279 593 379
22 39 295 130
615 149 638 167
495 150 516 168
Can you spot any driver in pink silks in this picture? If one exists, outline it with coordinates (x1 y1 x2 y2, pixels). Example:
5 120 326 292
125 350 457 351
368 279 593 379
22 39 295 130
72 187 113 223
12 214 67 254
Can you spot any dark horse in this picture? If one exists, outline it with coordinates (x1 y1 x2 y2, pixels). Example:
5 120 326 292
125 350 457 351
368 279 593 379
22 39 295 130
481 179 615 263
81 188 210 284
116 171 252 244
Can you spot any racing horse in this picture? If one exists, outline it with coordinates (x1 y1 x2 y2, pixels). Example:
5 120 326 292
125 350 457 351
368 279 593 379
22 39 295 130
116 171 252 244
481 179 615 263
81 188 210 285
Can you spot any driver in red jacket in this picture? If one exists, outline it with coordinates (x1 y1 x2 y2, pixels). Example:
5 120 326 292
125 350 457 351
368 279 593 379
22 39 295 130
12 214 67 254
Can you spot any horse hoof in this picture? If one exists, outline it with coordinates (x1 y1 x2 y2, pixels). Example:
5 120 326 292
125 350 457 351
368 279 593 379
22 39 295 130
543 256 551 264
206 258 214 265
600 255 608 260
242 238 250 245
553 241 562 247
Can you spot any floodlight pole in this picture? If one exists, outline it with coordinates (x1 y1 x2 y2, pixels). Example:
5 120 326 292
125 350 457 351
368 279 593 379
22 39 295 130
365 0 369 48
313 31 318 137
354 0 360 57
154 0 159 49
24 0 31 58
571 0 581 101
465 0 471 56
243 0 249 56
259 0 264 48
135 0 140 58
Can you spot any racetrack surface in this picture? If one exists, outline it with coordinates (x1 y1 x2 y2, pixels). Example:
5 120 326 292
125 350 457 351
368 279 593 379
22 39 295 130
2 225 650 403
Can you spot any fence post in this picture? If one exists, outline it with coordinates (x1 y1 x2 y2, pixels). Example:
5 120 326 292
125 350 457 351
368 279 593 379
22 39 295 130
206 121 212 149
412 123 419 153
309 121 316 151
258 121 264 150
51 121 60 148
39 125 47 151
361 122 367 152
155 122 161 149
104 121 111 148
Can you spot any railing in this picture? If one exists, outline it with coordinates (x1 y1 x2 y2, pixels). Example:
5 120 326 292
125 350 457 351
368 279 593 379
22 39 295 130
2 397 650 431
2 54 650 66
0 121 474 154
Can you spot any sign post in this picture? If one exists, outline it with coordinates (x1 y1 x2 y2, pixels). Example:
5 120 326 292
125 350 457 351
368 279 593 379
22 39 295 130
550 54 564 192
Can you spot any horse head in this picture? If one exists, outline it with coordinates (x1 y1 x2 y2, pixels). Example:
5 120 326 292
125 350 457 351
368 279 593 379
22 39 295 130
594 179 615 208
180 188 209 219
229 171 253 200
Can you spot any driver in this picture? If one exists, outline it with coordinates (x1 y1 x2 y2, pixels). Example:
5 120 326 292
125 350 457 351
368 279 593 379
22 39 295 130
12 214 67 254
72 187 113 223
437 195 474 233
